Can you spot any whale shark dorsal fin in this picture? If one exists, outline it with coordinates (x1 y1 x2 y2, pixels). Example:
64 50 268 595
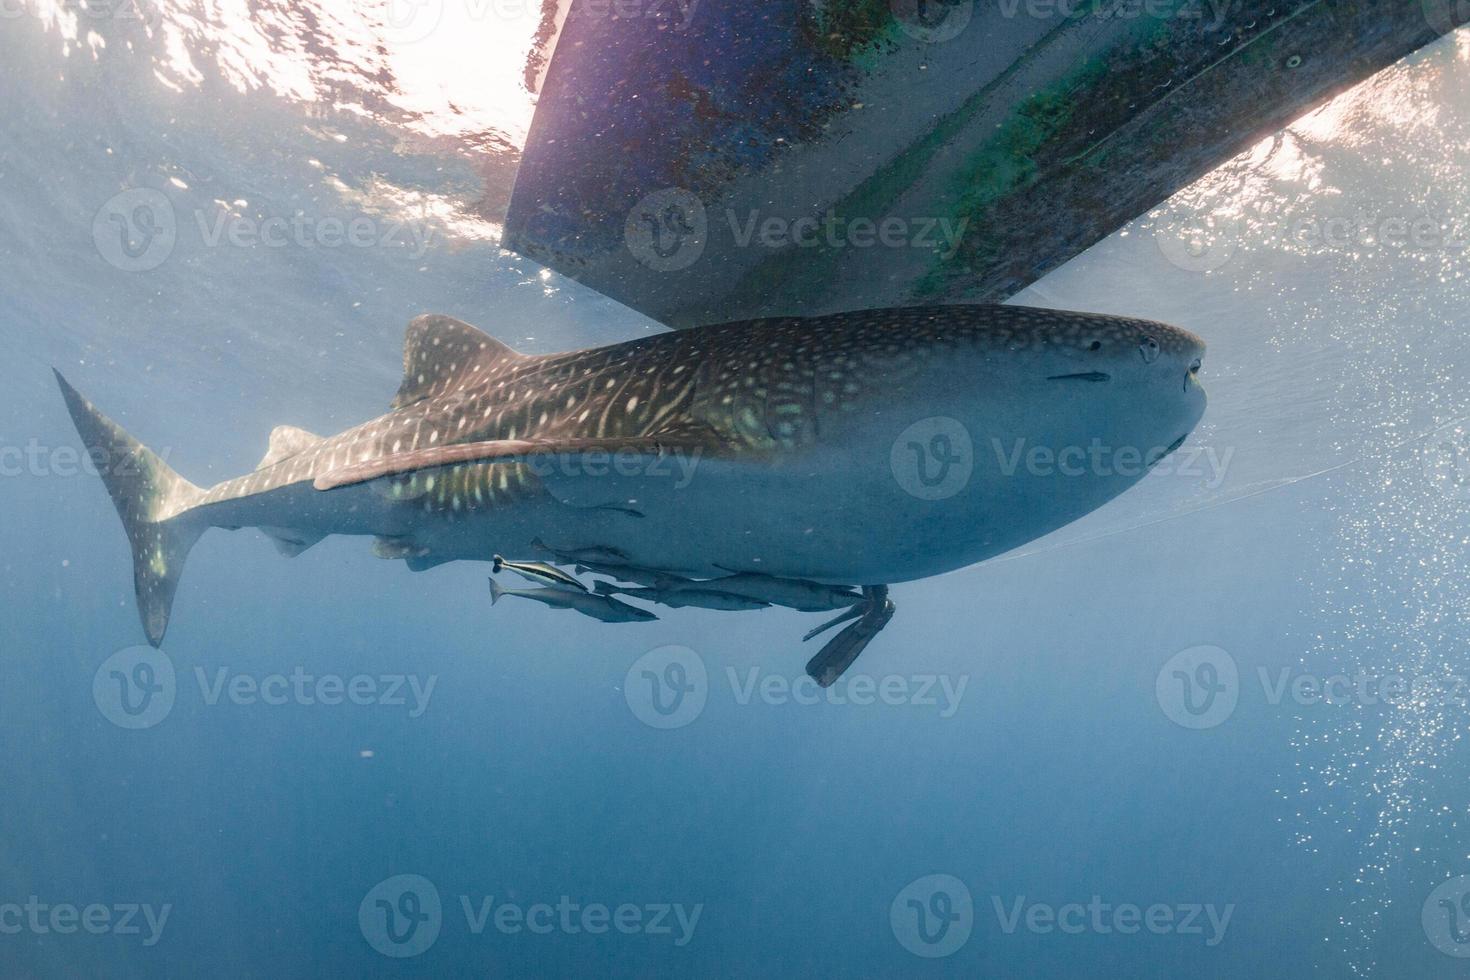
392 313 525 409
257 425 324 470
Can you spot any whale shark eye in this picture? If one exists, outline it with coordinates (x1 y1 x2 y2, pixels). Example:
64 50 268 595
1139 336 1161 364
1088 340 1102 352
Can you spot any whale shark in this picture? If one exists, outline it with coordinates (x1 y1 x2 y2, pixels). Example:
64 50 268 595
57 305 1205 680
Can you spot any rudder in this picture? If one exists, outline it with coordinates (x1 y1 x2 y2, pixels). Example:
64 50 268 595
55 370 206 646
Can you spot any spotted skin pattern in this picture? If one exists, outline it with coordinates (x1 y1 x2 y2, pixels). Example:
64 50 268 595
58 304 1207 646
193 306 1200 521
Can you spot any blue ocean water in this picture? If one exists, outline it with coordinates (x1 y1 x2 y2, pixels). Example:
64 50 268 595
3 7 1470 977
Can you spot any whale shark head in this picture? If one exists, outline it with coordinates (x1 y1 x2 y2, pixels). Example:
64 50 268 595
815 306 1206 457
1027 311 1208 459
810 306 1209 573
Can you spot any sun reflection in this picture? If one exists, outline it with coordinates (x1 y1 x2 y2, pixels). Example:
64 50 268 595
28 0 554 239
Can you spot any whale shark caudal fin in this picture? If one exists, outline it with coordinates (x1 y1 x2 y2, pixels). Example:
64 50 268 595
54 370 207 647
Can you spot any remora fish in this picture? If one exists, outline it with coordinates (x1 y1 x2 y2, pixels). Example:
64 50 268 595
682 572 860 611
594 580 770 612
488 578 655 623
56 306 1205 653
575 561 690 590
492 554 586 592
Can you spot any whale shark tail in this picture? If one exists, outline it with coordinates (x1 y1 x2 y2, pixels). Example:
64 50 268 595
55 370 207 647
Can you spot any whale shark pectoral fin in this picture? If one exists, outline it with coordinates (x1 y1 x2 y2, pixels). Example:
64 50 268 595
372 536 428 560
312 435 718 492
260 526 325 558
391 314 529 409
256 426 324 470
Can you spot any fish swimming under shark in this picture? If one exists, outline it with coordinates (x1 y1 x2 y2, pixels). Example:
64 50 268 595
57 304 1206 682
492 555 587 592
594 580 771 612
488 578 655 622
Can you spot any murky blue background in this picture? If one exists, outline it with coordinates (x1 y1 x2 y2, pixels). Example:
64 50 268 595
3 6 1469 977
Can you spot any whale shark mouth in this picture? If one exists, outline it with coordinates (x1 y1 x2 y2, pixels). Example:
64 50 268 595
1185 357 1204 391
1147 434 1190 468
1047 371 1111 383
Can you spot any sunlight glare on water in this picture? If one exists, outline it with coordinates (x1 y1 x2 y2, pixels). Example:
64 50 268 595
1018 31 1470 975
